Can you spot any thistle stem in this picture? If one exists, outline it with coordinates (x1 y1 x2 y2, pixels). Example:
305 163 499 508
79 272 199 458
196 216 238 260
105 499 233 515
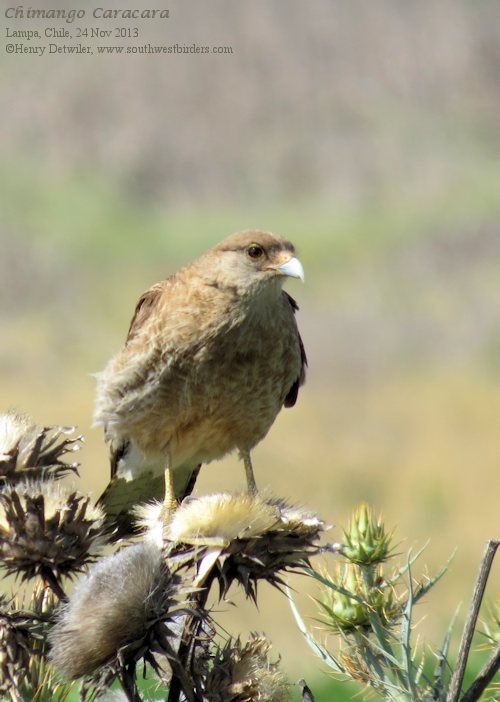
446 539 499 702
460 646 500 702
166 578 212 702
40 567 67 602
121 663 143 702
8 687 23 702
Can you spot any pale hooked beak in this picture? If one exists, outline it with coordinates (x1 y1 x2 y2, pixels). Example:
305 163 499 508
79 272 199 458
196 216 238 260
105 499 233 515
276 256 305 282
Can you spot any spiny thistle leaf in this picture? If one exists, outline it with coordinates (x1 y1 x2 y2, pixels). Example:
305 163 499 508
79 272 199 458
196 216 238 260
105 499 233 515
431 605 460 701
288 589 346 675
412 550 455 604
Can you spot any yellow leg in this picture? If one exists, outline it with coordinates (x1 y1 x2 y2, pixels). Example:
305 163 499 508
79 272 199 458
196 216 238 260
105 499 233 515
163 466 178 514
161 449 178 538
240 449 258 496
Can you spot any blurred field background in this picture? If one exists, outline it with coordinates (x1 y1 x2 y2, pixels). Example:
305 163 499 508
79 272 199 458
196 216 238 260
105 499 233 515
1 0 500 694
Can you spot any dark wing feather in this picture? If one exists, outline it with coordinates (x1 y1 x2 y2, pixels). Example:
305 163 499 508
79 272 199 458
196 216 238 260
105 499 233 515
126 282 165 344
180 465 201 500
97 470 165 539
97 464 202 541
99 436 202 539
283 291 307 408
109 439 128 480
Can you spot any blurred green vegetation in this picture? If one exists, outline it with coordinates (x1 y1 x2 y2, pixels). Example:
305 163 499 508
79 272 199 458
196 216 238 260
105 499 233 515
3 154 500 329
4 153 500 266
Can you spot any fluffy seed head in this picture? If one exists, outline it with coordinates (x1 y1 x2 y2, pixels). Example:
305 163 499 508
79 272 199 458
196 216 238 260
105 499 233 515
163 494 324 601
167 493 280 546
133 501 164 546
49 542 186 680
0 411 34 458
0 480 107 583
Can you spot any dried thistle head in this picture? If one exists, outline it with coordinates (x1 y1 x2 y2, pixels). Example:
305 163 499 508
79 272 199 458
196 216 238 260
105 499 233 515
0 410 81 486
49 542 188 683
0 583 60 699
163 493 324 601
0 480 107 586
198 633 289 702
0 594 39 697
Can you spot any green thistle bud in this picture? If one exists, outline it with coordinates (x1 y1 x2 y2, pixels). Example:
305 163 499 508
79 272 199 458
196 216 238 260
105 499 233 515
318 562 399 633
342 503 392 565
319 564 371 631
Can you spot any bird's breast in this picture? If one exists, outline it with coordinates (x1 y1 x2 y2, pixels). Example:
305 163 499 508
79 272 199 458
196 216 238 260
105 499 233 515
99 295 301 468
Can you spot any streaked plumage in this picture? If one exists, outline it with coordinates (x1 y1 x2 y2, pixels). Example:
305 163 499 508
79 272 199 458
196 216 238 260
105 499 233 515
94 230 306 534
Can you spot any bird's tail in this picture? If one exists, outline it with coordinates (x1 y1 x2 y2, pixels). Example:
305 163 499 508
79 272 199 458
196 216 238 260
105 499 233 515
97 464 201 540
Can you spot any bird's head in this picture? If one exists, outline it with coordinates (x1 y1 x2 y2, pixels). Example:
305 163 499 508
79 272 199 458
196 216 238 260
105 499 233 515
207 230 304 296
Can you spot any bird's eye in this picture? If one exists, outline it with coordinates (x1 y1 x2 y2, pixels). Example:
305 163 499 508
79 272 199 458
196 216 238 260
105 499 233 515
247 244 265 259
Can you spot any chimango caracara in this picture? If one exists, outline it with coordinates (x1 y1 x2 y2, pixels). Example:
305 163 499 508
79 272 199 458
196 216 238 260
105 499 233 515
94 231 306 535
